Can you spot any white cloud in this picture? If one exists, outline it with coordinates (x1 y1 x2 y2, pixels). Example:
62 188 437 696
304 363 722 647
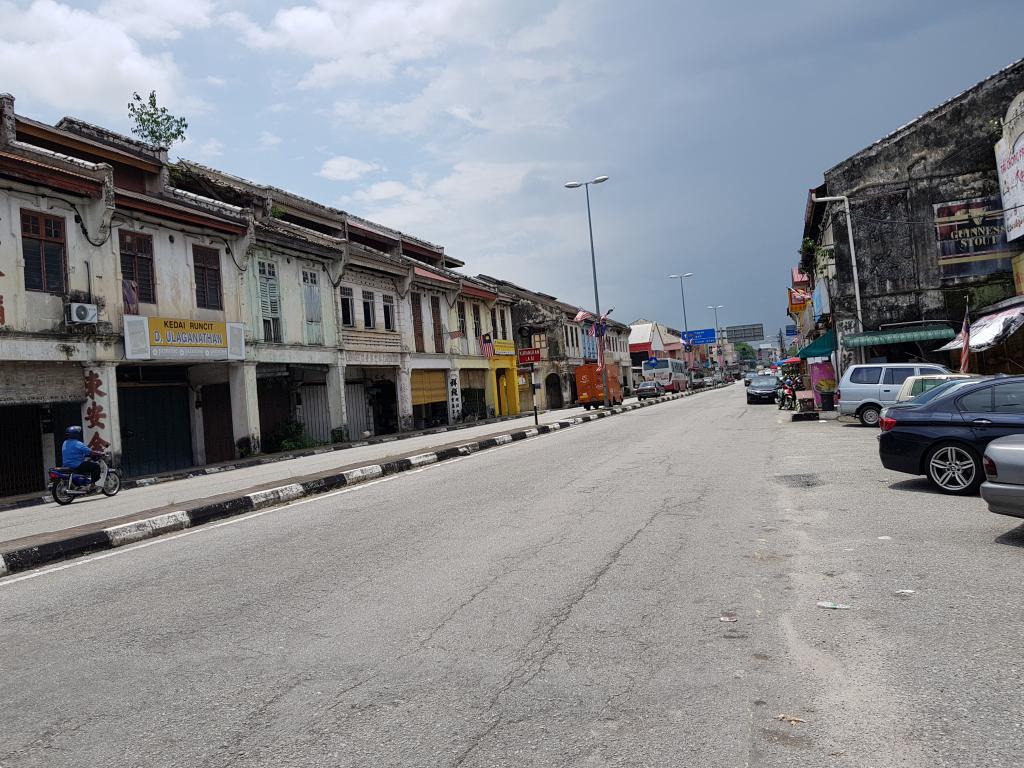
0 0 187 117
318 155 379 181
349 161 540 231
259 131 282 148
205 75 228 87
223 0 494 87
98 0 216 41
199 138 223 157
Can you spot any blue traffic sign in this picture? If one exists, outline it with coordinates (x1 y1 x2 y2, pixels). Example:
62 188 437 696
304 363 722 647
785 324 798 337
647 357 659 366
681 328 716 345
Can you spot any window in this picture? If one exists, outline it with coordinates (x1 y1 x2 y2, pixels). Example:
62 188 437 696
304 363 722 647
564 326 570 346
500 310 508 339
919 366 946 375
119 230 155 306
472 304 482 339
383 294 396 332
457 301 467 334
362 290 376 328
340 287 355 328
193 245 223 310
849 366 881 385
491 308 498 336
21 210 66 295
532 332 547 349
258 261 282 342
993 382 1024 413
411 293 425 352
958 387 993 413
303 270 323 345
883 367 915 386
430 295 445 352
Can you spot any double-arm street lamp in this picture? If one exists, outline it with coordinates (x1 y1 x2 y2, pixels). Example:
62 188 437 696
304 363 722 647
565 175 610 408
707 304 724 374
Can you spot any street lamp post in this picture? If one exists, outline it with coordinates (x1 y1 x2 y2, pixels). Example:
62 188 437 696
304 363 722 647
707 304 724 377
565 175 610 408
668 273 694 385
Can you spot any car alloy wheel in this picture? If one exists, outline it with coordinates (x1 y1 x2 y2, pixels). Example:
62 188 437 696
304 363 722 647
925 443 981 495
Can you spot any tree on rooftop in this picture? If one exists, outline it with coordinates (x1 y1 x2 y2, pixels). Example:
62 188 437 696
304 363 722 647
127 91 188 149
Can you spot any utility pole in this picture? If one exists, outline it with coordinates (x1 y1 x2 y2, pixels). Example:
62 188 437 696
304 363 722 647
778 328 785 357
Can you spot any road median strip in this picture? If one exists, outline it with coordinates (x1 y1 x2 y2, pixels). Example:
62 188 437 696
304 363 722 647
0 386 730 577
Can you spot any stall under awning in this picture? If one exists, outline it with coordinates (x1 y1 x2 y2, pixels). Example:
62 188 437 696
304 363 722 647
797 329 836 359
844 325 954 348
936 304 1024 353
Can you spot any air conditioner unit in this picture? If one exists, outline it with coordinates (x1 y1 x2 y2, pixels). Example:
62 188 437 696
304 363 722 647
68 302 99 324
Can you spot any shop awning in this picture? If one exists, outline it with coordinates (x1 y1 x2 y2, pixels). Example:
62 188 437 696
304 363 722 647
936 304 1024 352
843 325 954 348
797 329 836 359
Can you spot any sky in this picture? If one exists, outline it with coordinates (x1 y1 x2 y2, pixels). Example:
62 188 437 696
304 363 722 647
2 0 1022 338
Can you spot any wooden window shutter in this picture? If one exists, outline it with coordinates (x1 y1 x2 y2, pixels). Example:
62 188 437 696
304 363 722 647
411 292 425 353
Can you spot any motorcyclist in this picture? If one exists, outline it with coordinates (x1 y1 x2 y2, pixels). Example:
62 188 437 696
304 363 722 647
62 426 101 489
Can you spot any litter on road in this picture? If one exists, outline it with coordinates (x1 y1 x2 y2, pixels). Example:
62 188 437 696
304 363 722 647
895 589 916 595
775 714 807 724
816 601 851 610
719 612 738 622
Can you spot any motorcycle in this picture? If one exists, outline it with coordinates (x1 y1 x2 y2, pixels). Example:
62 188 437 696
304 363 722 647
777 384 796 411
48 452 122 505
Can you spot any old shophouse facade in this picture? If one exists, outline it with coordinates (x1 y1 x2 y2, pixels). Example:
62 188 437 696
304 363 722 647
0 94 254 493
0 94 634 498
803 58 1024 372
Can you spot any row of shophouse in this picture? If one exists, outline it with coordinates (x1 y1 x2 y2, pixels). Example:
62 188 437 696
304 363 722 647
789 56 1024 385
0 93 631 498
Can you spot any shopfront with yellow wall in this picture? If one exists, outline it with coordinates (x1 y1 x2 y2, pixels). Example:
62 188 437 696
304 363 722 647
489 340 520 417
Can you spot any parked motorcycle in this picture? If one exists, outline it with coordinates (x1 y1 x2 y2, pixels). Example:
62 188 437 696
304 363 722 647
48 452 122 505
777 384 796 411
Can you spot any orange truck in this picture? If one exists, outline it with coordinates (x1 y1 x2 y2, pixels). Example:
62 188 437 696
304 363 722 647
575 364 623 408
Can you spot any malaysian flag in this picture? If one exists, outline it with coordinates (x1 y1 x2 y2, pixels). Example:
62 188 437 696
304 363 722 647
960 305 971 374
448 329 465 339
574 309 593 323
586 321 607 338
597 336 605 372
479 333 495 358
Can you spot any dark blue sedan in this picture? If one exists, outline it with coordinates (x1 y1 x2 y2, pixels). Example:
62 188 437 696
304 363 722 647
878 375 1024 495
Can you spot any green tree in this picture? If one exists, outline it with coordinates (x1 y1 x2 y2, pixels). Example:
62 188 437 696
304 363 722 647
734 342 756 360
127 91 188 148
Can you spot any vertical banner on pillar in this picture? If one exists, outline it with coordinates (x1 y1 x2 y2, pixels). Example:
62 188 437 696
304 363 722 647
82 366 116 456
448 370 462 423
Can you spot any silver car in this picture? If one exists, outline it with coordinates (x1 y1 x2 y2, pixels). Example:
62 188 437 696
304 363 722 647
981 435 1024 519
837 363 949 426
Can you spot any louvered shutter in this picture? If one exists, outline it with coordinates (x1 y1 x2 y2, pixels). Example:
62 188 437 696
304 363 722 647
411 293 425 352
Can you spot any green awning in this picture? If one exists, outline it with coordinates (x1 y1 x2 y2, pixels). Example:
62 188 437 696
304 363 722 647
843 325 954 348
797 329 836 359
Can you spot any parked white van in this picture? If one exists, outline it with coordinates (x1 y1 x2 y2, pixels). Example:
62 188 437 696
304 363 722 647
837 363 949 426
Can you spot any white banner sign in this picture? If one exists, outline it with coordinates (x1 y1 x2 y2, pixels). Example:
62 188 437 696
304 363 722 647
996 92 1024 242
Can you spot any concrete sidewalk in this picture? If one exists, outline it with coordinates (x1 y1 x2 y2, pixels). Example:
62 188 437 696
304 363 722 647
0 390 721 576
0 402 605 545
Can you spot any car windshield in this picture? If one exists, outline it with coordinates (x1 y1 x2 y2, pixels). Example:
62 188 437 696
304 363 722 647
907 378 979 405
752 377 776 386
639 382 656 388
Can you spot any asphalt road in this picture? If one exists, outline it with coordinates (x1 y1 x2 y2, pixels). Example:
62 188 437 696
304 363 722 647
2 384 1022 767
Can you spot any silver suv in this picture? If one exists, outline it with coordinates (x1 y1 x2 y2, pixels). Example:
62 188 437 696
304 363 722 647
838 363 949 426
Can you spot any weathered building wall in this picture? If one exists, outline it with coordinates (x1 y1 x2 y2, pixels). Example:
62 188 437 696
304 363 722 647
823 60 1024 336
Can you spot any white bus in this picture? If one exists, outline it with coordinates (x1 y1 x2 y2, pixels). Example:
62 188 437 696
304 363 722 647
642 358 688 392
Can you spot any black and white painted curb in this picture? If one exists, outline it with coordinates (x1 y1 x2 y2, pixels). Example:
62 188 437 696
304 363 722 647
0 388 726 577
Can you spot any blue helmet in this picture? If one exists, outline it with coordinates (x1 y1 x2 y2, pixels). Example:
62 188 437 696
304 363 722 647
66 425 83 440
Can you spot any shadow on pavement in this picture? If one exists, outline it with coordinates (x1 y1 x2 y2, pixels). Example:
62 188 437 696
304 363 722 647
994 522 1024 548
888 477 943 495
